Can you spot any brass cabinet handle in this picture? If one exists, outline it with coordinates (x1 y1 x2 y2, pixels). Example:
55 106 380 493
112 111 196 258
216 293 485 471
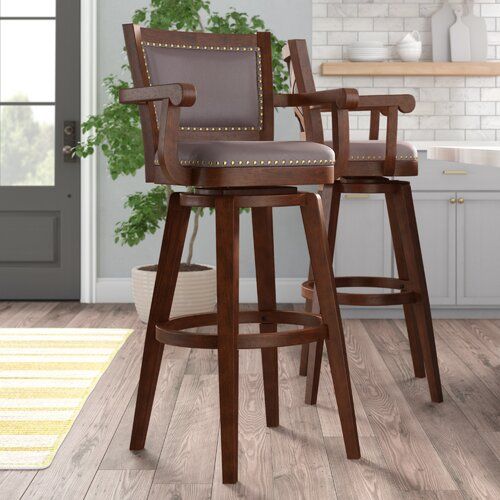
345 194 370 199
443 169 468 175
450 198 457 204
458 198 465 204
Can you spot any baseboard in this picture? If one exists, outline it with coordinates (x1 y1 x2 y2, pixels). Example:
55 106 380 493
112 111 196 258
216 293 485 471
95 277 304 304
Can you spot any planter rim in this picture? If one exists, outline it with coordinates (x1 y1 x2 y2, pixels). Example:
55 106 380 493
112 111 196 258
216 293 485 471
132 264 215 273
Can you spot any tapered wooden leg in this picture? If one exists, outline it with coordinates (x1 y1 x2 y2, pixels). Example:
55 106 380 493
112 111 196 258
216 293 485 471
252 207 279 428
299 341 310 376
216 196 240 484
301 192 360 459
299 266 314 377
385 192 426 378
305 185 342 405
130 193 190 450
395 184 443 403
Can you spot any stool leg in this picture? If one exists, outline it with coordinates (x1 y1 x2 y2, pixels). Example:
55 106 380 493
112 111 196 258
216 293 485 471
305 185 342 405
299 267 313 377
130 193 190 450
395 185 443 403
301 193 360 459
385 192 426 379
252 207 279 428
216 196 240 484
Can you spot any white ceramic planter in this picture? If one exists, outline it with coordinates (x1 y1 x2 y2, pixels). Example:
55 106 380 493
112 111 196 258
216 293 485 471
132 264 217 323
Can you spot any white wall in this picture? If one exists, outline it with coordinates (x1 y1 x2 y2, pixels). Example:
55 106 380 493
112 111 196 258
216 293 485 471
313 0 500 142
95 0 312 292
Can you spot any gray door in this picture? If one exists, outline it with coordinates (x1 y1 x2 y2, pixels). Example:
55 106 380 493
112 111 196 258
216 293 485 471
0 0 80 299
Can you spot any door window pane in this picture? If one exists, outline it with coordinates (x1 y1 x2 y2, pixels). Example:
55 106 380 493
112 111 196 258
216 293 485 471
0 105 55 186
0 0 55 17
0 20 56 102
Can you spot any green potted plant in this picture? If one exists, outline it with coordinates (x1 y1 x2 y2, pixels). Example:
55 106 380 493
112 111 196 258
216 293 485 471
76 0 289 322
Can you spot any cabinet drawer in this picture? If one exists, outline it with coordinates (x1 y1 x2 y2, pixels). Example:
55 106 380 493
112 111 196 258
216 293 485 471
401 155 500 192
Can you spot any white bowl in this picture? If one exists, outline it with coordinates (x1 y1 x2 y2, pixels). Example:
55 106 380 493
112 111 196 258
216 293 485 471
397 44 422 62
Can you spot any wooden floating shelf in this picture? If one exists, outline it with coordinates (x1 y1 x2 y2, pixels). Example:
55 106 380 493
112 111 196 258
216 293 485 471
321 61 500 77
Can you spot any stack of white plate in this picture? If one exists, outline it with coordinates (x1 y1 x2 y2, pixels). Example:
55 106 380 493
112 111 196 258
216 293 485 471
347 42 390 62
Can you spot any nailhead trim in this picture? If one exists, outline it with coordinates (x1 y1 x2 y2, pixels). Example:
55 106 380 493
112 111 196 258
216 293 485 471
349 155 417 161
153 156 416 167
177 159 335 167
141 41 264 132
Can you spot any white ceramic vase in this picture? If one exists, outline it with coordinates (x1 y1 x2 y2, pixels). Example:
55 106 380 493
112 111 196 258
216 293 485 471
131 264 217 323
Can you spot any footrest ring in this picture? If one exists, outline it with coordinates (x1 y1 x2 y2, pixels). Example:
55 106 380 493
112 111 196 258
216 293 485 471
301 277 419 306
156 310 327 350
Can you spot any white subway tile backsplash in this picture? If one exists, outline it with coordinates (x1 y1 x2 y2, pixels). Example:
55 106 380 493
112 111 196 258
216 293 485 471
420 116 450 130
466 77 497 88
435 102 465 116
434 77 466 88
466 102 497 116
312 0 500 142
390 4 419 18
435 130 465 141
374 18 404 32
420 88 450 102
450 88 481 101
343 18 373 32
481 88 500 101
466 130 496 141
362 4 389 18
481 116 500 129
450 116 481 130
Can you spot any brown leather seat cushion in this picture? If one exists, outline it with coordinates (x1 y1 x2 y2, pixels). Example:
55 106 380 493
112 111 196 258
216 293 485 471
324 139 418 176
174 141 335 167
325 140 418 162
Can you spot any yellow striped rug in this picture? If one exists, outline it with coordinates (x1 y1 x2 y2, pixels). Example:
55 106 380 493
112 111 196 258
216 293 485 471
0 328 133 469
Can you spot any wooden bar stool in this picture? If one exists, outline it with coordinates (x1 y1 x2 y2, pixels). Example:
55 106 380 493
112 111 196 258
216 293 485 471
120 25 361 484
284 40 443 405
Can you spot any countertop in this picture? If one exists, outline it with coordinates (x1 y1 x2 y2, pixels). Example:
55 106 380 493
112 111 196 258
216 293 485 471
412 141 500 152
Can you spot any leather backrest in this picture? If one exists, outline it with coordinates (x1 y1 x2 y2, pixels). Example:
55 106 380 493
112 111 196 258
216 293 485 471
143 44 263 131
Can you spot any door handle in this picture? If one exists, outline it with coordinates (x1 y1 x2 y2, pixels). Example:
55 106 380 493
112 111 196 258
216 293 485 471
344 194 370 200
63 120 78 162
443 169 468 175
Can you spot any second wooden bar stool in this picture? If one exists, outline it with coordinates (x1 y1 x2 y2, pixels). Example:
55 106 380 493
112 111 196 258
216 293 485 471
120 26 362 484
285 40 443 405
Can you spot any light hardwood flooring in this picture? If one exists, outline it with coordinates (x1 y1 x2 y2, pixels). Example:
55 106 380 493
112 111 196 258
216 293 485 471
0 301 499 499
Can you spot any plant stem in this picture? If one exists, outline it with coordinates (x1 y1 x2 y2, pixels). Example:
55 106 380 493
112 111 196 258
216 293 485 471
186 209 200 266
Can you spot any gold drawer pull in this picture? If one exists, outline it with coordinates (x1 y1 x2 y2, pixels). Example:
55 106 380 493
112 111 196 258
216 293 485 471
450 198 457 204
345 194 370 200
443 169 468 175
458 198 465 204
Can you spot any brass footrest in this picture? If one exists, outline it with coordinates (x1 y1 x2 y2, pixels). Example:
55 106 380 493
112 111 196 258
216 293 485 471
156 310 327 350
301 277 419 306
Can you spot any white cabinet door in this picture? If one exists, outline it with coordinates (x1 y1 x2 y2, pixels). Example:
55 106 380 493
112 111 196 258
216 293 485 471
412 192 457 305
334 194 392 294
457 192 500 305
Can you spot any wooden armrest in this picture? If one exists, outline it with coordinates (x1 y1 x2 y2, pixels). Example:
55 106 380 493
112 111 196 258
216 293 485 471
357 94 415 113
274 88 359 110
313 93 415 114
119 83 196 107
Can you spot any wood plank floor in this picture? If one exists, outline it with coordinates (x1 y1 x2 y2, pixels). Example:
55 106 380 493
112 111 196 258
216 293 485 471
0 302 498 500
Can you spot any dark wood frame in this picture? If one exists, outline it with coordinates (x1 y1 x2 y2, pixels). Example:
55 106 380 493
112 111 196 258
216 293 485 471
283 40 418 178
121 24 360 188
285 39 443 405
121 26 363 484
